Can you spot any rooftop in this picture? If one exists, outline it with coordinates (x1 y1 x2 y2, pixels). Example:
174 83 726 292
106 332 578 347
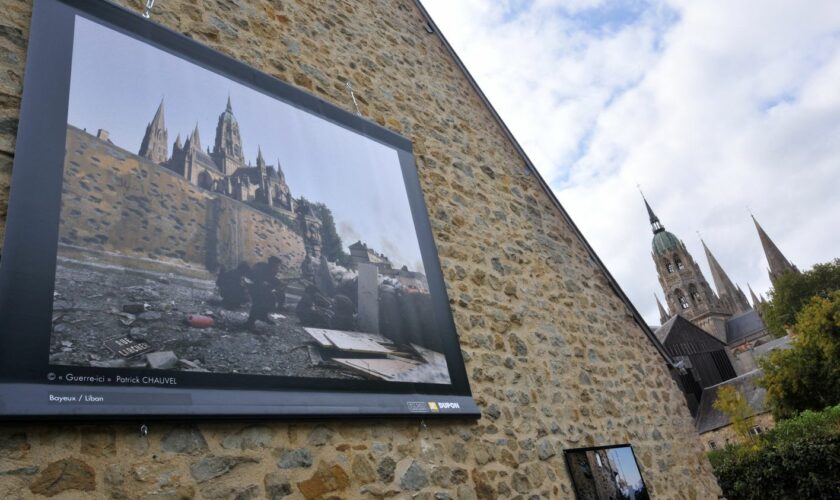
695 369 768 434
725 310 766 345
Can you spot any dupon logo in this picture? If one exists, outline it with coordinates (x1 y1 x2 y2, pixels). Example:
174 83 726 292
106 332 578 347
429 401 461 412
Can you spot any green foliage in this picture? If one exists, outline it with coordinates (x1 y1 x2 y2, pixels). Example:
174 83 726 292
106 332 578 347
708 404 840 500
760 259 840 337
298 197 352 268
713 385 756 443
759 291 840 420
764 404 840 445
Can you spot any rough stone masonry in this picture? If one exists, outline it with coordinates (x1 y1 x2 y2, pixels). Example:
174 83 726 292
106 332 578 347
0 0 722 498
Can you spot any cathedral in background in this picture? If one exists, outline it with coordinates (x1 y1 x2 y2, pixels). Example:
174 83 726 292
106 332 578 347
641 196 799 447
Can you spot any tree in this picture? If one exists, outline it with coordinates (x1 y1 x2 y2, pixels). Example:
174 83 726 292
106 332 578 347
707 404 840 500
759 291 840 420
713 385 756 443
760 259 840 337
299 197 352 268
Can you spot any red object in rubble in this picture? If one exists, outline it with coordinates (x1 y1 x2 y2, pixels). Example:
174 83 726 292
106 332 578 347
187 314 214 328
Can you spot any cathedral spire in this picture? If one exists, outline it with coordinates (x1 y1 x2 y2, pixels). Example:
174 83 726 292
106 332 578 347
151 98 165 129
226 93 232 112
138 98 168 164
643 192 731 342
256 146 266 169
748 283 761 308
655 293 670 325
640 191 664 234
190 123 202 151
752 214 798 283
701 239 751 314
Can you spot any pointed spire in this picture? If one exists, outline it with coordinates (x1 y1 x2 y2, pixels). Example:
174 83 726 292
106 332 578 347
151 98 165 128
748 284 761 308
655 293 669 325
752 214 798 283
701 239 751 313
173 133 182 150
256 146 266 168
139 98 168 164
190 123 202 151
226 93 232 112
638 189 664 234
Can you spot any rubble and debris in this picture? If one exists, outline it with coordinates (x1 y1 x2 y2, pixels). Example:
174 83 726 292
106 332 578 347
187 314 214 328
178 359 208 371
302 328 450 384
49 259 448 382
116 312 135 326
146 351 179 370
90 359 128 368
122 303 150 314
305 328 393 355
137 311 162 321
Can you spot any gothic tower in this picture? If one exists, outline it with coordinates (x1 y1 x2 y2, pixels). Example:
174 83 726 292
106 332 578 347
138 99 168 164
255 146 272 207
701 240 752 315
752 215 799 283
181 124 204 185
212 96 245 176
644 196 730 342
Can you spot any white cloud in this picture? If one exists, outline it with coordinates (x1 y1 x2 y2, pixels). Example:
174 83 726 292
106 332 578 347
422 0 840 324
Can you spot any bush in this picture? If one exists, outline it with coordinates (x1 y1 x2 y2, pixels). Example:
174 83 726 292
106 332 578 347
709 405 840 499
760 259 840 337
759 291 840 420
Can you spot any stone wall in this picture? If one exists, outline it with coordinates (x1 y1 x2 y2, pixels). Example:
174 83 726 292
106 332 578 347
699 412 776 451
0 1 721 498
59 126 306 277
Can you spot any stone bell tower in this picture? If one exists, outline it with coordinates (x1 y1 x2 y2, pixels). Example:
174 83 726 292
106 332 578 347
644 196 731 342
211 96 245 176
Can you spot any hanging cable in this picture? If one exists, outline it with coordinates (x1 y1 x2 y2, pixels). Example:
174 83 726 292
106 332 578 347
345 81 361 116
142 0 156 19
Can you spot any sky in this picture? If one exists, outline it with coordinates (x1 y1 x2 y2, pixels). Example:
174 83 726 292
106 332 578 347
607 446 644 491
67 16 425 273
423 0 840 324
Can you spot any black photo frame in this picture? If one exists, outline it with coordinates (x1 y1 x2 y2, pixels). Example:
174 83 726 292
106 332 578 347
563 444 650 500
0 0 478 418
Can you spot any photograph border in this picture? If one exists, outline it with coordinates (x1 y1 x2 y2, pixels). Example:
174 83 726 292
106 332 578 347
0 0 478 418
562 443 649 500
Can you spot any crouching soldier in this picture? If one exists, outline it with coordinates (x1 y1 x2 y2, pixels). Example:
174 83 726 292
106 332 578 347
216 262 251 309
244 256 284 330
296 285 334 328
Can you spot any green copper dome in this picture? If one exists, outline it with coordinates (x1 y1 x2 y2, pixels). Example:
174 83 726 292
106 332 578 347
652 230 680 256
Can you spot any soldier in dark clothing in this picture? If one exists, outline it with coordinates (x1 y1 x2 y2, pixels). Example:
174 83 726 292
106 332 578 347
216 262 251 309
244 256 283 330
296 285 333 328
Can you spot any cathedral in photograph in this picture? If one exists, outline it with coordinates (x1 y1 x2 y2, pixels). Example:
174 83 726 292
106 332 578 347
138 97 295 214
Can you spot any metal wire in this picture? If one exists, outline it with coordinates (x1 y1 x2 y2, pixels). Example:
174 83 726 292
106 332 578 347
345 81 361 116
142 0 155 19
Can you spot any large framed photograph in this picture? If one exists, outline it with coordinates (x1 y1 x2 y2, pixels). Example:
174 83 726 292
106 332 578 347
0 0 477 417
564 445 650 500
